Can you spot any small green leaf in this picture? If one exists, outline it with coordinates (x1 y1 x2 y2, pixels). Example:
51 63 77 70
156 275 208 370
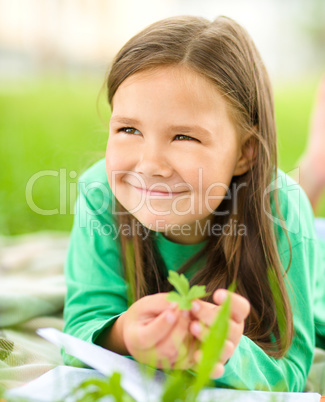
177 297 193 310
187 285 210 300
71 372 135 402
168 271 189 296
108 372 124 401
166 291 183 304
167 271 209 311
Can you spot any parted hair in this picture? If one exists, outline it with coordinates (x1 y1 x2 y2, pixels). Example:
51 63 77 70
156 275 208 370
105 15 293 358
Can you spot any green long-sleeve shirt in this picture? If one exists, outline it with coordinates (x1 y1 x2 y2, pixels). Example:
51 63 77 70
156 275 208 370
63 158 325 391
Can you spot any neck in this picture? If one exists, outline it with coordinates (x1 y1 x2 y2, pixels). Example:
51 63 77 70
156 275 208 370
162 216 212 245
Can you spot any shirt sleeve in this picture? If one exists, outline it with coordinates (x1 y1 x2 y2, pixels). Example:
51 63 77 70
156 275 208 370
214 238 317 392
62 169 128 366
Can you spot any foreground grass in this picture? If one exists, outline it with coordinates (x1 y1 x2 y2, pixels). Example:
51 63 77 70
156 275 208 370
0 75 324 236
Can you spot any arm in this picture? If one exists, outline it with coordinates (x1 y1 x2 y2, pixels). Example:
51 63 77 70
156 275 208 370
95 313 128 355
213 238 317 391
63 161 129 365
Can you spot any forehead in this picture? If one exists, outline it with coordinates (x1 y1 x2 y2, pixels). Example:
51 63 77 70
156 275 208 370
112 65 232 118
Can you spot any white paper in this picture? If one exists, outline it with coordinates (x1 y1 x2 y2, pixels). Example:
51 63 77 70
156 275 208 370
37 327 165 401
6 366 105 402
7 367 322 402
6 327 322 402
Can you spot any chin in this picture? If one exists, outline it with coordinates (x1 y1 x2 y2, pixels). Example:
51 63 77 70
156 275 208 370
131 212 177 232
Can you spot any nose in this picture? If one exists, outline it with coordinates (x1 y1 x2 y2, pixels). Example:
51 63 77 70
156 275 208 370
135 143 173 178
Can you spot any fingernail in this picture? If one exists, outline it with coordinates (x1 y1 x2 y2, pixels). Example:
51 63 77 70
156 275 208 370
169 302 178 309
182 310 189 318
191 301 200 312
192 322 201 334
213 363 224 378
216 290 227 304
166 312 176 324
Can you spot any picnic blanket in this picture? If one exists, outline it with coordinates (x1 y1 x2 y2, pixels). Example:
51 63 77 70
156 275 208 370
0 232 67 392
0 231 324 395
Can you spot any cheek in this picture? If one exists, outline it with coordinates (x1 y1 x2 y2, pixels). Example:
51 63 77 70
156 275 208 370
106 147 124 192
199 157 238 200
106 139 133 178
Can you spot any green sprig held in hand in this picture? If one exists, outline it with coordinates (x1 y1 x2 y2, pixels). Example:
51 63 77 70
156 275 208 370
166 270 210 310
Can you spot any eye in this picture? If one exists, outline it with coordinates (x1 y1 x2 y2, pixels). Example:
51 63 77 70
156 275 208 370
174 134 200 142
118 127 142 135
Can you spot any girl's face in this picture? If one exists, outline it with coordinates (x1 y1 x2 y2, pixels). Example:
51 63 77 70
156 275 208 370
106 66 245 244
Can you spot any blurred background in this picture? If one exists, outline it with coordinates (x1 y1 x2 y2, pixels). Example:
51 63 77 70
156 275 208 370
0 0 325 236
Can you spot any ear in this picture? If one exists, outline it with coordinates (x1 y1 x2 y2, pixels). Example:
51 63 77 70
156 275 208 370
233 134 257 176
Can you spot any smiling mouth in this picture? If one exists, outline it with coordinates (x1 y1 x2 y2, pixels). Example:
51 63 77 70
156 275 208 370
133 186 188 197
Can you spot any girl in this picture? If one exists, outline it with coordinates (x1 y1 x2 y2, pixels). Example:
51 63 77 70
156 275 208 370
63 16 325 391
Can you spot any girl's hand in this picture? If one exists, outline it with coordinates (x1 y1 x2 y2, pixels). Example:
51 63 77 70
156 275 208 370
189 289 250 379
121 293 195 369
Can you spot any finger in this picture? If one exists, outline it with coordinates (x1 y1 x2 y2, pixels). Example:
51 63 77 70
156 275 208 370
193 349 225 378
211 363 225 379
190 320 209 342
227 320 245 347
213 289 250 323
136 307 180 349
138 293 177 317
190 299 218 327
191 328 234 364
191 312 245 352
154 310 191 364
219 340 235 365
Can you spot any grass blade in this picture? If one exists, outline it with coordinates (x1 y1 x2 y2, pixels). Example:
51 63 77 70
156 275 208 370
192 284 235 398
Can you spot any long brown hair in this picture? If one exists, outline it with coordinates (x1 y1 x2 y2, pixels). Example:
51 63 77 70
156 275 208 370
106 16 293 358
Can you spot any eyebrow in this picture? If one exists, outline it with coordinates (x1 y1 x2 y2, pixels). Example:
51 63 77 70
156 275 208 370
110 116 212 138
110 116 141 126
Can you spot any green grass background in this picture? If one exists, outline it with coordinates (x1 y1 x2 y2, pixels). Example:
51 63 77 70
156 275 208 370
0 76 324 236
